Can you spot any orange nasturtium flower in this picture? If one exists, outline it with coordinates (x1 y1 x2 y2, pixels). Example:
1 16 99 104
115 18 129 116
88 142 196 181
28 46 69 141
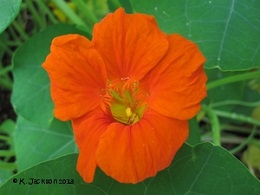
43 8 207 183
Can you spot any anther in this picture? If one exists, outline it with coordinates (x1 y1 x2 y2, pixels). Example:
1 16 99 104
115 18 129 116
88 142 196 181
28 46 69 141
125 107 132 117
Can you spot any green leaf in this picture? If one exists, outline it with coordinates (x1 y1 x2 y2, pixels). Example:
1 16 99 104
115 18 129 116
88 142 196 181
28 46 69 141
11 24 88 127
130 0 260 70
14 116 77 171
1 143 259 194
0 0 21 33
0 170 13 187
119 0 133 13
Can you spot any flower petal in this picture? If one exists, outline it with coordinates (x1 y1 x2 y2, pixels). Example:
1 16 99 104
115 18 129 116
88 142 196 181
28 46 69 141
72 109 112 182
91 8 168 81
43 34 107 120
95 109 188 183
142 34 207 120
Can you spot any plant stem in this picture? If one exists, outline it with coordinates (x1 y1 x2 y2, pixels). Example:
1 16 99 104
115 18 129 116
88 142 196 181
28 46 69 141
7 41 22 46
0 135 12 143
214 109 260 126
51 0 88 28
202 105 221 146
36 0 59 24
26 0 45 29
211 100 260 108
207 70 260 90
0 150 15 157
221 124 260 135
7 25 23 44
0 65 12 76
73 0 98 25
230 126 257 154
0 40 13 57
12 20 29 41
0 76 13 90
202 134 245 144
0 162 17 170
110 0 122 8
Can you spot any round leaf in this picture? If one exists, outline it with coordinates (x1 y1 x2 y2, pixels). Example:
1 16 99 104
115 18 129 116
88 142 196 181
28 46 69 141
14 116 77 171
1 143 259 194
11 24 88 127
131 0 260 70
0 0 21 33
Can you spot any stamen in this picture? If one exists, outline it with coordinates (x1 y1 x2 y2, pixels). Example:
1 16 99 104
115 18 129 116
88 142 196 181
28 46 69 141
126 107 132 117
102 78 147 125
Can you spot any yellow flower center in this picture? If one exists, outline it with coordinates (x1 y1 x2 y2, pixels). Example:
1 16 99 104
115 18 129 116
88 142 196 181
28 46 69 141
104 78 147 125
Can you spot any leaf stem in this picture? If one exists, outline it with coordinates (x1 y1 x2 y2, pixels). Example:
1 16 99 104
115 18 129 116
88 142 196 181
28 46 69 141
230 126 257 154
0 40 13 57
220 124 260 135
73 0 99 25
0 150 15 157
0 66 12 76
211 100 260 108
207 70 260 90
26 0 45 29
0 162 17 170
202 105 221 146
0 136 11 143
214 109 260 126
36 0 59 24
11 20 29 41
202 134 245 144
51 0 91 35
0 76 13 90
110 0 122 8
7 26 23 44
